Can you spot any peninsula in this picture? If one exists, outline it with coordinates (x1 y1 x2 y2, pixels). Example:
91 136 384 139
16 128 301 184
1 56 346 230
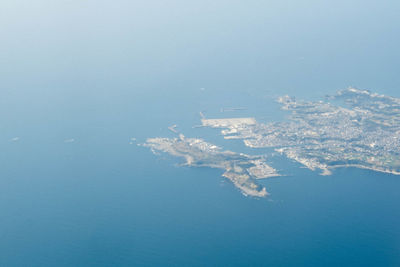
144 134 279 197
144 88 400 197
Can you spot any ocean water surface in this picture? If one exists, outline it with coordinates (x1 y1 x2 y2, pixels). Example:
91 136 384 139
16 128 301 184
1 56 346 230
1 1 400 266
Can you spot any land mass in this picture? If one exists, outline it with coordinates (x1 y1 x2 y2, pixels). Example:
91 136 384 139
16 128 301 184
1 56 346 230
144 134 279 197
144 88 400 197
203 88 400 176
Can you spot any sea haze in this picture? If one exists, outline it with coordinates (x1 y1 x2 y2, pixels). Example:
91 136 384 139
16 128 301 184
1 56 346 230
1 0 400 266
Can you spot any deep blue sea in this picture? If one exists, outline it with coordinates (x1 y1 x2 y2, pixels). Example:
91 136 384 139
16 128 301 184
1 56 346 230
1 1 400 266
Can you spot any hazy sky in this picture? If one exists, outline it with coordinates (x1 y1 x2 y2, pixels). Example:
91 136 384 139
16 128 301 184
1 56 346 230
1 1 399 118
